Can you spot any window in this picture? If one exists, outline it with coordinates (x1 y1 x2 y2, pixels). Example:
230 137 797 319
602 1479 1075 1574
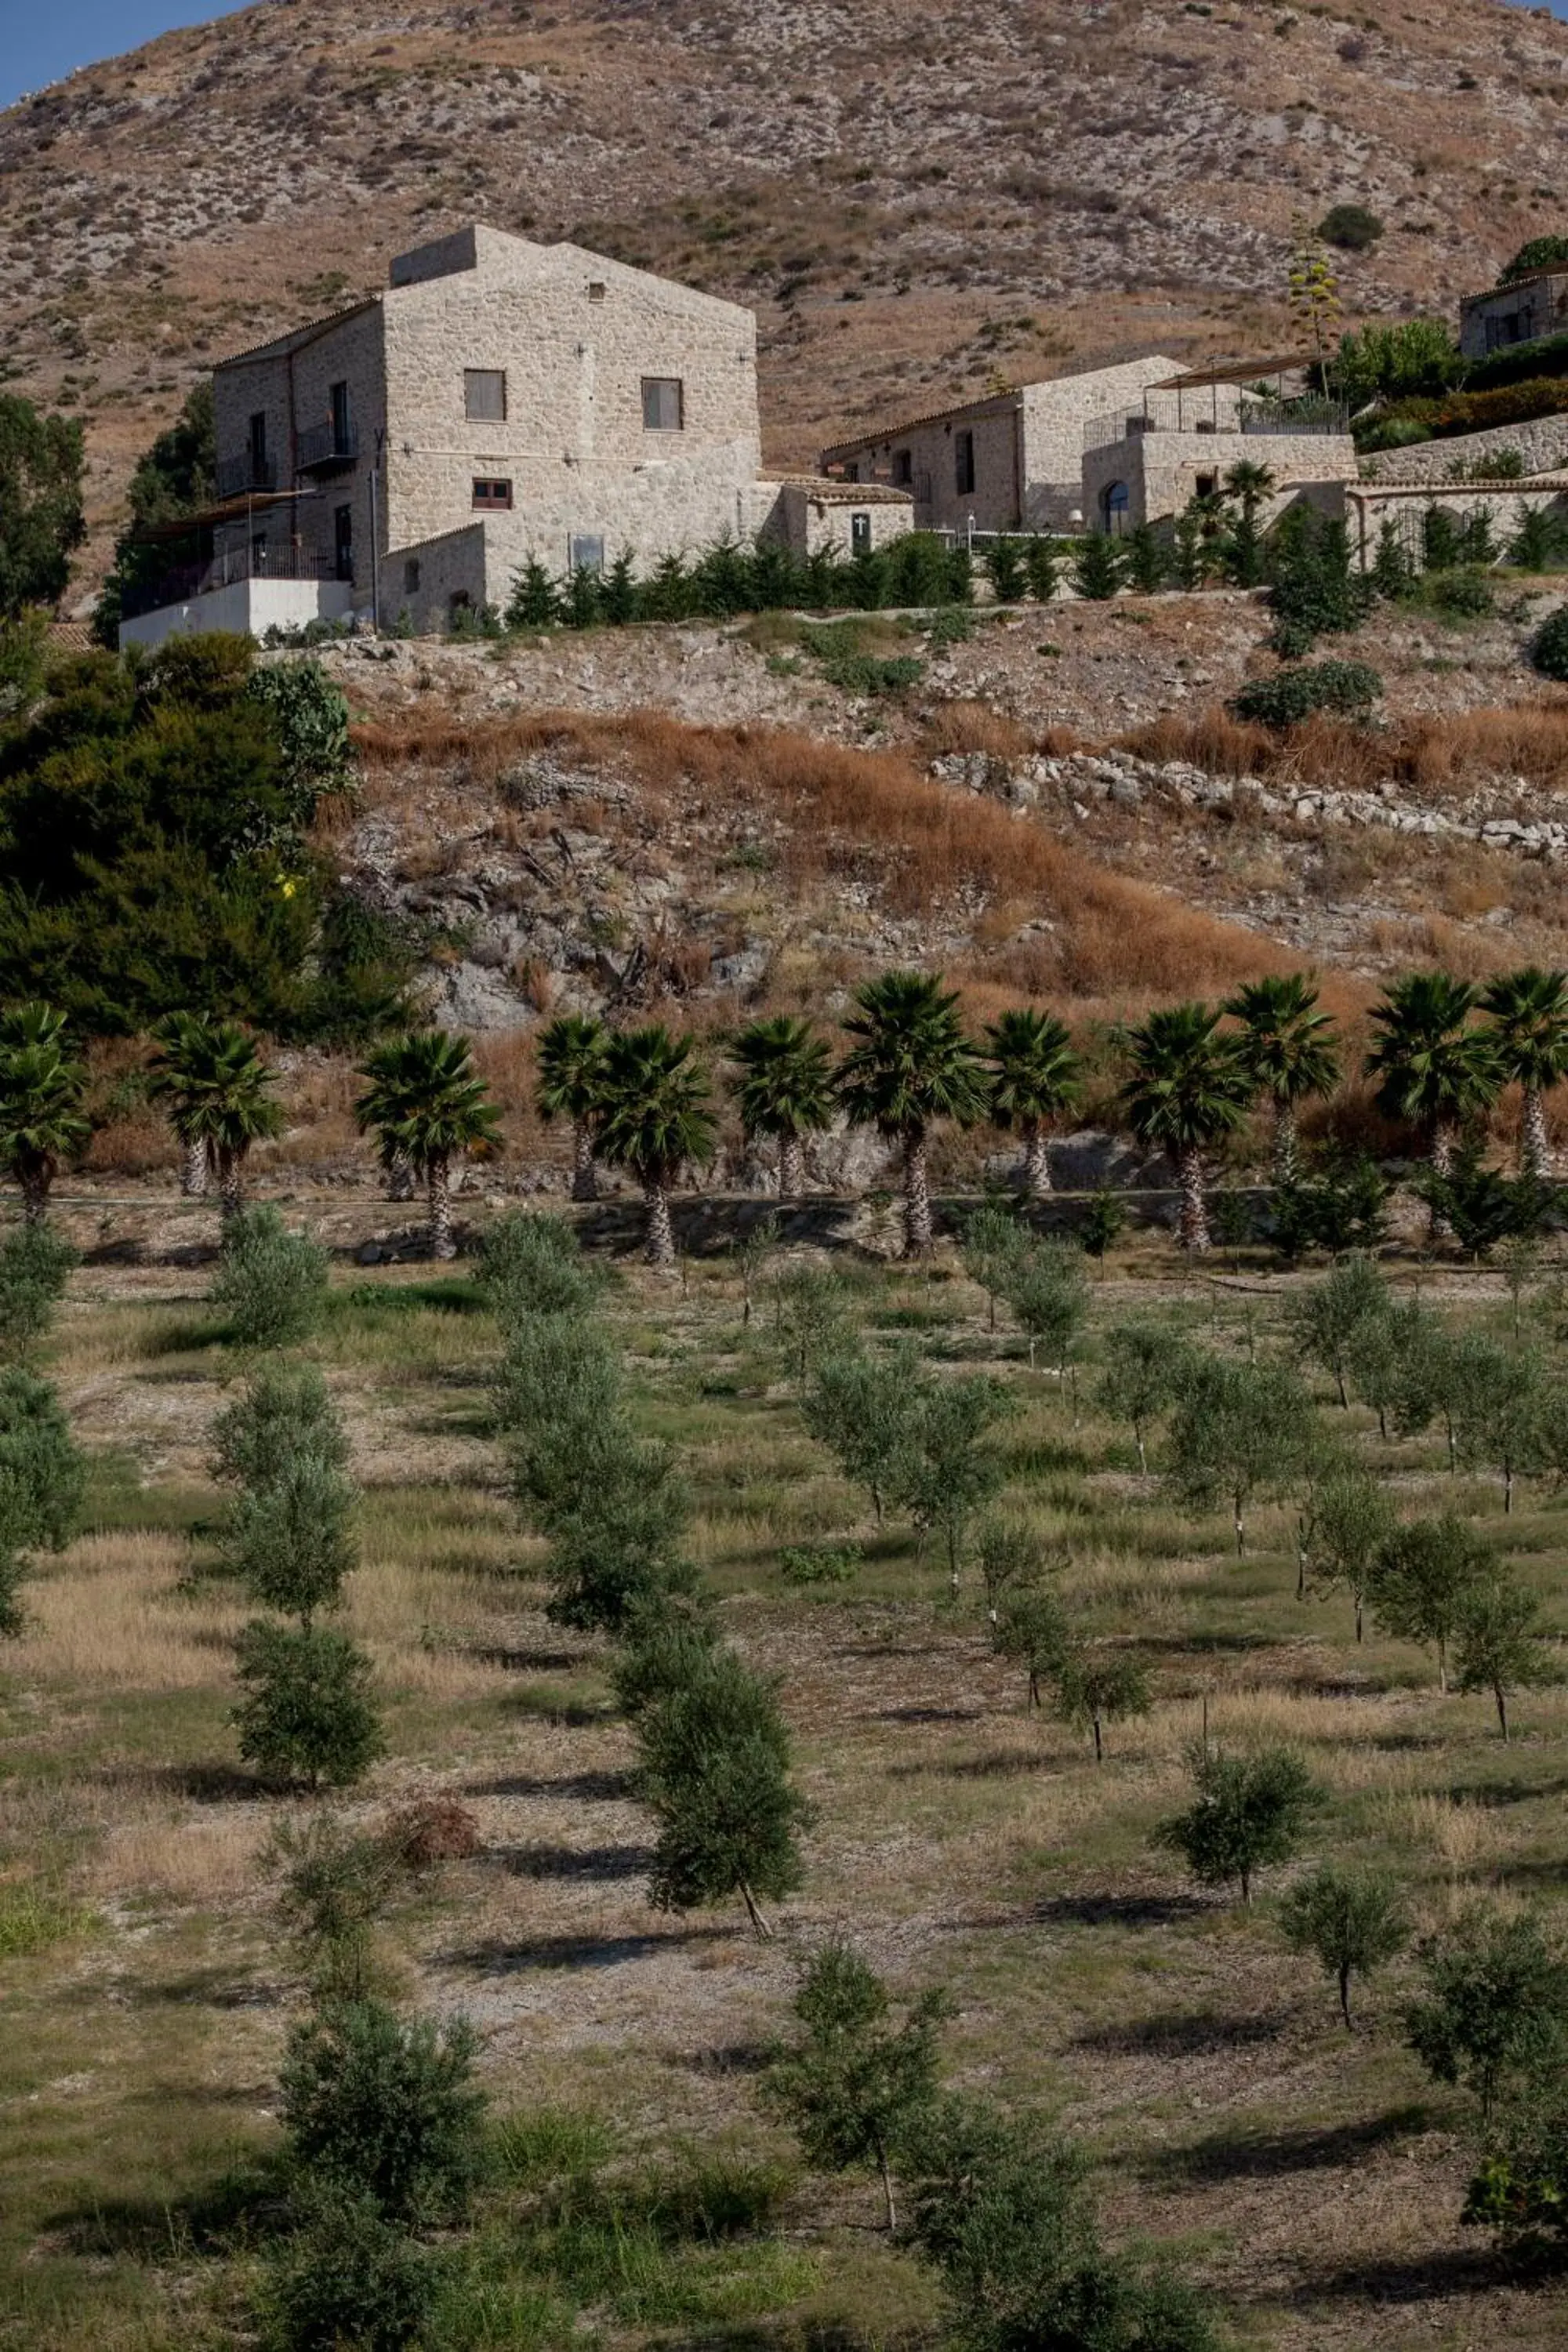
464 368 506 422
404 558 421 594
641 376 684 431
1195 472 1218 501
333 505 354 583
955 430 976 495
892 448 913 487
330 380 352 453
472 478 514 510
569 535 605 575
1101 481 1131 539
843 462 859 483
587 281 607 303
850 511 873 556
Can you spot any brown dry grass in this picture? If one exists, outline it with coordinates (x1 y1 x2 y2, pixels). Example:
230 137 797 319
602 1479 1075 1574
1127 701 1568 801
354 709 1282 1000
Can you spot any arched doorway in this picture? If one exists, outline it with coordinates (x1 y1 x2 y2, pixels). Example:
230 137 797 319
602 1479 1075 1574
1101 481 1131 538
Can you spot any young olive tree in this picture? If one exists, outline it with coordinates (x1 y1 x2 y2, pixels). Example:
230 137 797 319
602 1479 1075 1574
1298 1466 1395 1640
221 1457 358 1628
767 1936 951 2230
1051 1639 1152 1762
896 1376 1017 1584
280 1998 488 2224
995 1588 1069 1711
1370 1513 1491 1692
232 1623 384 1791
1166 1355 1316 1555
1454 1576 1558 1742
802 1342 928 1526
1406 1903 1568 2120
1279 1864 1410 2028
1095 1319 1190 1474
1288 1256 1388 1409
1003 1240 1088 1390
1156 1743 1319 1904
960 1200 1029 1333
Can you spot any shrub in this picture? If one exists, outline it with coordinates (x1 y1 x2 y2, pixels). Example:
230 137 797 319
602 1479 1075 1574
1266 508 1369 648
635 1644 809 1936
0 1222 75 1350
779 1541 862 1587
543 1443 698 1632
1406 1903 1568 2118
1370 1513 1493 1690
281 1999 488 2224
1499 234 1568 285
0 1366 85 1553
381 1797 482 1869
210 1362 349 1491
1279 1865 1410 2027
1425 568 1494 619
1071 533 1123 601
222 1457 358 1626
233 1622 384 1791
1333 318 1462 406
1229 659 1382 728
269 1813 399 2000
984 536 1028 604
214 1207 330 1349
1532 604 1568 682
479 1210 598 1323
1319 203 1382 252
263 2186 437 2352
245 661 353 822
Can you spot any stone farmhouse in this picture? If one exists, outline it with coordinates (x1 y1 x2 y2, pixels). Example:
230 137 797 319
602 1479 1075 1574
1460 268 1568 362
818 358 1181 535
120 224 913 648
1080 361 1358 536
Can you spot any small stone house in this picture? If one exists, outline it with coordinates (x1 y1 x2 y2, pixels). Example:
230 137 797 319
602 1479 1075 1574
1459 270 1568 363
121 224 913 645
1080 361 1359 535
818 357 1183 536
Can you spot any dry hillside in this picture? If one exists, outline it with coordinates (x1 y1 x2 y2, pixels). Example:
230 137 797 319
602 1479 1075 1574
4 0 1568 572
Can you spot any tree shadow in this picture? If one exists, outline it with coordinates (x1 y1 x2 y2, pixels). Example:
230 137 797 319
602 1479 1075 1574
93 1761 259 1805
874 1704 985 1725
490 1842 652 1883
46 2160 290 2259
1145 2103 1436 2188
471 1644 596 1674
1449 1773 1568 1809
1284 2241 1502 2307
1030 1891 1210 1929
463 1768 635 1802
681 2040 774 2078
1074 2007 1287 2060
451 1925 726 1973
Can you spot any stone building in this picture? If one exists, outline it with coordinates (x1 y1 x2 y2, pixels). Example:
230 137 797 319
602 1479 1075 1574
121 223 912 646
818 358 1182 536
1459 269 1568 363
1080 361 1359 536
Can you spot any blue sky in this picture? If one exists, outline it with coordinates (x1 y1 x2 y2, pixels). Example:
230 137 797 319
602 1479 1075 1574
0 0 1563 113
0 2 252 111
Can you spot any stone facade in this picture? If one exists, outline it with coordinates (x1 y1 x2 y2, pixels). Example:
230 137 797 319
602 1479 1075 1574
206 223 784 633
760 479 915 559
818 357 1181 535
1081 428 1358 533
1459 270 1568 362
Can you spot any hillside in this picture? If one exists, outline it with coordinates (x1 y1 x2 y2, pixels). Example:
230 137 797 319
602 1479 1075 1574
5 0 1568 576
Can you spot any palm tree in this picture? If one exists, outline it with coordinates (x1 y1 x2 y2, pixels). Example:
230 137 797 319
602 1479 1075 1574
1481 966 1568 1179
0 1004 90 1225
535 1013 611 1203
984 1007 1081 1198
1364 972 1501 1182
593 1024 717 1266
355 1030 503 1260
1120 1001 1251 1254
730 1016 835 1200
837 971 989 1256
147 1018 281 1218
1224 973 1340 1185
1222 459 1276 587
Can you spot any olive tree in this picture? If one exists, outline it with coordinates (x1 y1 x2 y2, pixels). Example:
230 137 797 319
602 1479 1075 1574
1279 1865 1410 2028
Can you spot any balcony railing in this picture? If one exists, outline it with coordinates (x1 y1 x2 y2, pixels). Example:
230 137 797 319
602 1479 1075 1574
122 540 340 622
297 419 360 471
1084 397 1349 451
214 452 278 497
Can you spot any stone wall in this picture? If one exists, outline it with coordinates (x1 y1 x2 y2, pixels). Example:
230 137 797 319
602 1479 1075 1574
1459 273 1568 361
214 301 387 593
759 482 914 558
1021 356 1180 528
822 392 1024 534
1082 429 1357 529
1345 479 1568 569
388 522 489 633
1359 411 1568 485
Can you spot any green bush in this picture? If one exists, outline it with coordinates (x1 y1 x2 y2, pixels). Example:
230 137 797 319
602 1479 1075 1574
1468 324 1568 394
1424 568 1495 619
1499 235 1568 286
479 1211 599 1323
0 1222 76 1350
210 1362 350 1491
222 1457 358 1625
779 1541 862 1587
214 1207 330 1348
1229 659 1383 727
1266 509 1370 649
232 1621 383 1790
1156 1743 1320 1902
245 662 353 824
0 1366 85 1554
263 2186 438 2352
635 1644 808 1933
281 1998 488 2223
1319 203 1382 252
1381 379 1568 442
1532 604 1568 681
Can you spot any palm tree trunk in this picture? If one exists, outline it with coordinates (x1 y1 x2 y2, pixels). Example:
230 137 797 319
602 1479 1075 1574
644 1180 677 1267
19 1158 50 1228
1522 1087 1551 1181
1273 1102 1299 1189
387 1147 416 1203
1428 1123 1454 1240
180 1137 208 1199
902 1131 933 1256
428 1155 456 1259
216 1147 244 1221
1022 1122 1051 1198
779 1133 806 1200
1177 1144 1210 1254
571 1120 599 1203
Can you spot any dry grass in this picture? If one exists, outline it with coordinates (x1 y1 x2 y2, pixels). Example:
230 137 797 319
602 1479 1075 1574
28 1532 243 1691
1126 699 1568 801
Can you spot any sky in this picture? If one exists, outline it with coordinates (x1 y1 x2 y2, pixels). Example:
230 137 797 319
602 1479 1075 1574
0 1 252 111
0 0 1565 113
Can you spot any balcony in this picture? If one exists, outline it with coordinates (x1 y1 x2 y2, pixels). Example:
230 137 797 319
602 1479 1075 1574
215 451 279 498
296 419 360 473
122 539 341 622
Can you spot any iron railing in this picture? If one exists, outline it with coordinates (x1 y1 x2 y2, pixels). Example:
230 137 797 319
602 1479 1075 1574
214 452 278 497
296 419 360 470
122 541 339 622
